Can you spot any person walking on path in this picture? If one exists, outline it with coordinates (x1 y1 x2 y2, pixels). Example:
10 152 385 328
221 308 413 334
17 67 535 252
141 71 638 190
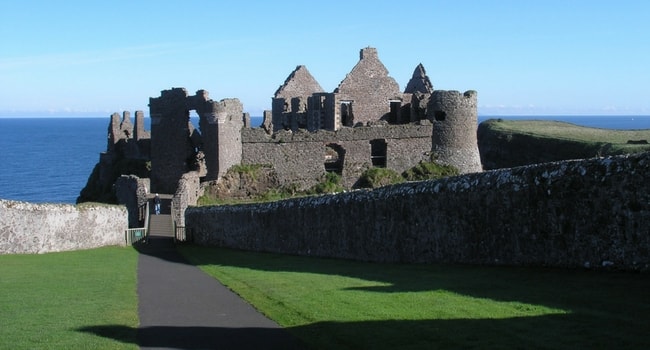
154 194 161 215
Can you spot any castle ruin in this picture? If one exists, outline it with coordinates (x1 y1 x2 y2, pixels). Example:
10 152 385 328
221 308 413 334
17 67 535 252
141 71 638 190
148 89 245 193
81 47 482 227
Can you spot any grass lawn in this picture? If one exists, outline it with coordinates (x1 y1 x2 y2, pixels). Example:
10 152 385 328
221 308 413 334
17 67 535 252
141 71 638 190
485 119 650 154
0 247 139 350
180 245 650 350
486 119 650 141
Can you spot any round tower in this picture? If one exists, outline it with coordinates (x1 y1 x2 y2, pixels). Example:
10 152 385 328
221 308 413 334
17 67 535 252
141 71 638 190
428 90 483 174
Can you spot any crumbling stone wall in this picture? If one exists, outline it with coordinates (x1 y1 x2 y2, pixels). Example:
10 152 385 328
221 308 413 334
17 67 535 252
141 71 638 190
0 200 127 254
200 98 244 180
114 175 150 227
241 123 432 189
149 88 244 194
271 48 429 132
107 111 150 160
334 47 402 125
149 88 199 194
272 65 325 132
187 152 650 271
78 110 151 204
404 63 434 122
172 171 202 227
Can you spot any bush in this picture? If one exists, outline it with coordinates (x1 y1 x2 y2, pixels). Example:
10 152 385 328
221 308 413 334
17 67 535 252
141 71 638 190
307 172 345 194
402 160 459 181
356 167 404 189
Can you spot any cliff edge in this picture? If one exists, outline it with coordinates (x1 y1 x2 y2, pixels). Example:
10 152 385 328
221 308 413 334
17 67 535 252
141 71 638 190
477 118 650 170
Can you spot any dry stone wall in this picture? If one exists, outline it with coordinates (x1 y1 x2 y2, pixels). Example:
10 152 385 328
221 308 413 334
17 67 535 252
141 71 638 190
187 152 650 271
115 175 150 227
173 171 203 227
1 200 127 254
241 123 432 189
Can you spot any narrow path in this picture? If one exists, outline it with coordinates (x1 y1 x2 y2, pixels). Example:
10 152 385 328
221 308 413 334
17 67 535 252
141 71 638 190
137 237 305 349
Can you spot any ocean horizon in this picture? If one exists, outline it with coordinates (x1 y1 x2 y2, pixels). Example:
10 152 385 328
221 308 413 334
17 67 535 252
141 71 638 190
1 114 649 204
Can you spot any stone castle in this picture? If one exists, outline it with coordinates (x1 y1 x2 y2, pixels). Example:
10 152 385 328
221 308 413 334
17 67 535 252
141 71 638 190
82 47 482 227
22 47 649 271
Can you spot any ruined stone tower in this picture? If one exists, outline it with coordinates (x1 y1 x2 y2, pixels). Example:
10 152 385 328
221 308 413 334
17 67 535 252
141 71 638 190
196 95 244 182
149 88 198 194
149 88 243 194
428 90 483 173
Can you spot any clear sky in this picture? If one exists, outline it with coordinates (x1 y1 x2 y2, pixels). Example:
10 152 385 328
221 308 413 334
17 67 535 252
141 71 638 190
1 0 648 117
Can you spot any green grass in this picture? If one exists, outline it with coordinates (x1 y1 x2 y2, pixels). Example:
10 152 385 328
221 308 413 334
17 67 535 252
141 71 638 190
0 247 139 350
402 159 459 182
485 119 650 154
180 245 650 350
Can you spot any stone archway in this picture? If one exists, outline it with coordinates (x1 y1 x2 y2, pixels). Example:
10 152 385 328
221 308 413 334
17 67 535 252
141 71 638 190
325 143 346 174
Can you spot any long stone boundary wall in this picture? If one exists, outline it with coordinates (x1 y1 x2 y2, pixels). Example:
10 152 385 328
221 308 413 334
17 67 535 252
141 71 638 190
187 152 650 271
0 201 127 254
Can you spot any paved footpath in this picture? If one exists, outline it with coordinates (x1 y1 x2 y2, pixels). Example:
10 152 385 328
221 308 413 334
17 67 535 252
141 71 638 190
137 237 306 350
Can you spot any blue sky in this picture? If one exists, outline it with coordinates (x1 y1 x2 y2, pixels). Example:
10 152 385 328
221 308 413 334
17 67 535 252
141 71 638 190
1 0 648 117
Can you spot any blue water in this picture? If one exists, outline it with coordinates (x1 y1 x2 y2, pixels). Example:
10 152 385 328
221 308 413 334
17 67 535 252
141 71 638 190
0 118 107 204
1 115 649 204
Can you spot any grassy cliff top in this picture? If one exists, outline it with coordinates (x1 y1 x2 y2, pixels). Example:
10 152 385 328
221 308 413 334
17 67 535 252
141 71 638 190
478 119 650 169
482 118 650 143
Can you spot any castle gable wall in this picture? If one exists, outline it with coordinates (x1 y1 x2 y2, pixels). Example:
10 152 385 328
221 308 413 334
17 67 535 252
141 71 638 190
334 47 402 125
273 65 325 132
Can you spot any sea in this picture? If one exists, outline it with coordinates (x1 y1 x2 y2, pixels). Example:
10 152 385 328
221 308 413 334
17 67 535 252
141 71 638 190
1 115 649 204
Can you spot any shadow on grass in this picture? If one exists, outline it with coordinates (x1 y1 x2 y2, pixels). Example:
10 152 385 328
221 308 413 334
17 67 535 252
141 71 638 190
178 245 650 348
127 242 650 348
79 312 648 350
178 245 650 310
78 324 304 350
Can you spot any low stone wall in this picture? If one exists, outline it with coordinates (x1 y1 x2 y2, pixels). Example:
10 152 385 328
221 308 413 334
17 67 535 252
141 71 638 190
0 201 127 254
187 152 650 271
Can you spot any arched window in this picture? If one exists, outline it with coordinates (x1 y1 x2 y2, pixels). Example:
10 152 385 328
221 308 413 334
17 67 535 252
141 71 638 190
325 143 345 174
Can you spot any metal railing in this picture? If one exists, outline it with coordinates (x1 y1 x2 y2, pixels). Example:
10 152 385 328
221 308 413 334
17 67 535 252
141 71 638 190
125 201 149 245
125 227 147 245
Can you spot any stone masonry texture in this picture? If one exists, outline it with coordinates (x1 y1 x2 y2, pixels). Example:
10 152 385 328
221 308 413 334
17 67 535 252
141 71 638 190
334 47 402 125
429 90 483 173
0 200 127 254
187 152 650 271
241 123 433 189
